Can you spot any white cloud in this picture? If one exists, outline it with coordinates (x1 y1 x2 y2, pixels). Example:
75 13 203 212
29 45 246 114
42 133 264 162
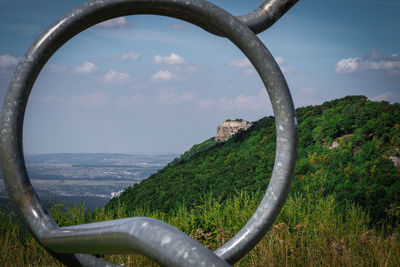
115 94 145 108
0 54 19 68
151 66 201 82
228 56 294 75
171 23 191 30
48 64 69 73
197 99 215 109
151 53 201 82
71 93 108 107
151 70 177 81
228 58 251 68
300 87 316 94
199 90 269 111
103 70 131 84
96 17 131 28
228 58 254 75
173 65 202 73
275 56 296 74
180 92 196 102
152 88 270 110
41 95 64 103
0 54 19 75
336 58 362 73
336 50 400 75
371 92 400 103
154 53 186 65
244 68 256 75
30 95 67 104
74 61 98 74
114 51 140 61
364 49 400 61
217 92 268 111
32 93 111 107
155 90 196 106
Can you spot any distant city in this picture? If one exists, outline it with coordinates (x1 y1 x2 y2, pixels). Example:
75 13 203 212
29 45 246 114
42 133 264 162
0 153 178 210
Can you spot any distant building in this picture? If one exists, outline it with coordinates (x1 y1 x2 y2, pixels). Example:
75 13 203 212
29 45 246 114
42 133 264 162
111 189 124 198
215 119 252 142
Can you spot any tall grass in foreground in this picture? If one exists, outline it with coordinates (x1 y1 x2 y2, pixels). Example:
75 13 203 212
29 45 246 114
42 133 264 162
1 191 399 266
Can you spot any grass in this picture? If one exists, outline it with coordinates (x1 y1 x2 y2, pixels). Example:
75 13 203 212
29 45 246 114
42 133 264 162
1 191 399 266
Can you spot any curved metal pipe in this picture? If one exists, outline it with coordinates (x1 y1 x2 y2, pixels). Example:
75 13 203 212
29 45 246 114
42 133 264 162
1 0 298 266
47 217 230 266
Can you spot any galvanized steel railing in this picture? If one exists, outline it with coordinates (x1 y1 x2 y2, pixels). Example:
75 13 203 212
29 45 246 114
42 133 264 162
0 0 298 266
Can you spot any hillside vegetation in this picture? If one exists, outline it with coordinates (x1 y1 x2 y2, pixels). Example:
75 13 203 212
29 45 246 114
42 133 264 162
1 95 400 266
107 96 400 226
2 192 399 266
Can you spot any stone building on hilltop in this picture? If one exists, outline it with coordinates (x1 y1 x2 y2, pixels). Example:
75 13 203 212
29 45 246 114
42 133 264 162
215 119 252 142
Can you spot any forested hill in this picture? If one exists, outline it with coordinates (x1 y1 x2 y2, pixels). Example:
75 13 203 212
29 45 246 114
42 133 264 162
106 96 400 225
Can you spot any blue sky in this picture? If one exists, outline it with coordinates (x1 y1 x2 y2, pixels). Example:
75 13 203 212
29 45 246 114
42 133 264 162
0 0 399 154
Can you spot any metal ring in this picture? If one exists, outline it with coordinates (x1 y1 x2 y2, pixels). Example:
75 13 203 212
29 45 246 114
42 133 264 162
0 0 297 266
